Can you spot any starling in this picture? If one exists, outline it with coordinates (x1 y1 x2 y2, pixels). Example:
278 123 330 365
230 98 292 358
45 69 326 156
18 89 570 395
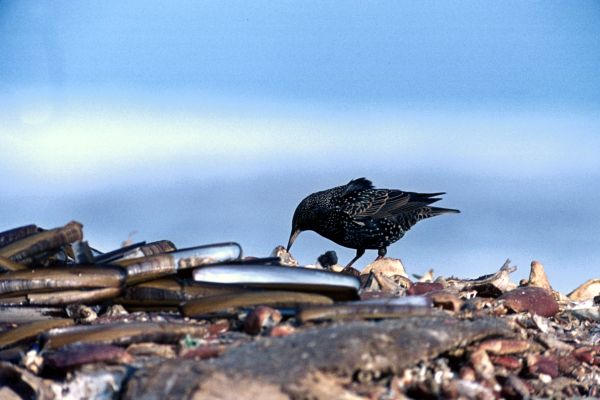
287 178 460 268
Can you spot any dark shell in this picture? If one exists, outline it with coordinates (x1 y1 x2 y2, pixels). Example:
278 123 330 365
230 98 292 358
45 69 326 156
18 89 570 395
498 287 559 317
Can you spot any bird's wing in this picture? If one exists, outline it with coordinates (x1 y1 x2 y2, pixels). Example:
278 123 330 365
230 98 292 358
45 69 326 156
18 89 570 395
341 178 374 197
343 190 444 220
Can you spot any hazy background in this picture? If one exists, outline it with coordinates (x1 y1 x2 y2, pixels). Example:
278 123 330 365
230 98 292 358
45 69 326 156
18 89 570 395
1 1 599 292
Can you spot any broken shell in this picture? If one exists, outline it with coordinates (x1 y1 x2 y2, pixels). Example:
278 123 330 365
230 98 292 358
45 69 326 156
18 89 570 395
270 246 298 267
446 259 517 293
501 375 530 399
298 297 434 323
120 243 242 284
22 348 43 374
525 260 553 291
459 366 476 381
192 264 360 300
0 266 126 297
359 271 411 294
498 286 559 317
565 299 600 321
568 278 600 301
407 282 444 295
490 355 522 370
26 288 122 306
0 221 83 265
43 322 209 350
65 304 98 323
110 240 177 263
0 307 65 324
44 343 134 370
526 354 560 378
0 224 39 249
573 346 600 365
92 241 146 264
119 278 243 306
477 339 530 355
180 345 224 360
54 364 129 399
427 291 463 312
269 325 296 337
244 306 282 335
361 257 408 278
0 319 74 350
207 320 230 336
126 343 176 358
181 290 333 317
0 256 28 272
469 348 494 380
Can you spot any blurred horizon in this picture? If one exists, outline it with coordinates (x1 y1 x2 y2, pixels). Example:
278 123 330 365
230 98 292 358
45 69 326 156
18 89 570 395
1 1 599 292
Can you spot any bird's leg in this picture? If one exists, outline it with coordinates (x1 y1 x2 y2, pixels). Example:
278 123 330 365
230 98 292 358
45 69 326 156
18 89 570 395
341 248 365 277
375 247 387 261
345 248 365 269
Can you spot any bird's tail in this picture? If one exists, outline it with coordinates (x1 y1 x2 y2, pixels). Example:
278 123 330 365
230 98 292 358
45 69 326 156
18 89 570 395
429 206 460 216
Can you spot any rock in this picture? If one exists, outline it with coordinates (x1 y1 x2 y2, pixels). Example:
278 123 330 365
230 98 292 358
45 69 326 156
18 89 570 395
123 316 512 399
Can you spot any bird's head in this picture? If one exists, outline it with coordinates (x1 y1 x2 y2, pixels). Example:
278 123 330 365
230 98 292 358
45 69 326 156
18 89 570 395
287 195 317 251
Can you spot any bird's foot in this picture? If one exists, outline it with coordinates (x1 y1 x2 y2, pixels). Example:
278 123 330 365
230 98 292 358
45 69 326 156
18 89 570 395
341 265 361 277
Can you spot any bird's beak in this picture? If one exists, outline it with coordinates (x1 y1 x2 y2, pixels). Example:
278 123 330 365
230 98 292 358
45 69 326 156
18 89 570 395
287 228 301 251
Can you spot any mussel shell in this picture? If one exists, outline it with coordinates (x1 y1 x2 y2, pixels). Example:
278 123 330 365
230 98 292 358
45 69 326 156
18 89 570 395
0 266 126 296
121 243 242 285
0 221 83 265
181 290 333 317
43 322 209 349
193 264 360 301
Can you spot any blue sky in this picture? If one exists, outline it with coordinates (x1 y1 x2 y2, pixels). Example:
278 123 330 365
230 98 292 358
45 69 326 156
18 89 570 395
2 1 599 106
1 1 599 291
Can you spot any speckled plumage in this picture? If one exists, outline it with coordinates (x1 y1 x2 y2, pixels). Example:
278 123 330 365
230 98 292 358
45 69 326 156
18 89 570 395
287 178 460 268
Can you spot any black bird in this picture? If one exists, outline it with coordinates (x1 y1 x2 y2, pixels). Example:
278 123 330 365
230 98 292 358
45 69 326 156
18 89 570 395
287 178 460 268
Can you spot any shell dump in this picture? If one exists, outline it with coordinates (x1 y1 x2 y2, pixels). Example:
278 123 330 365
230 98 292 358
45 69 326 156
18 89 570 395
0 222 598 399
